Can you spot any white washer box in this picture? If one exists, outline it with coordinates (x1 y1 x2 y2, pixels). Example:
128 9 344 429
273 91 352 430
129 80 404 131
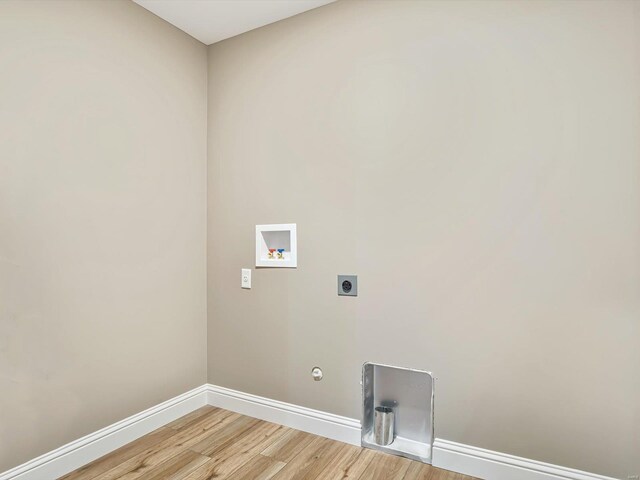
255 223 297 268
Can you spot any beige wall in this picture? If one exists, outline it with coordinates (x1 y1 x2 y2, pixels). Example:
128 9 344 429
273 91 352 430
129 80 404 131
207 1 640 477
0 0 207 471
1 0 638 476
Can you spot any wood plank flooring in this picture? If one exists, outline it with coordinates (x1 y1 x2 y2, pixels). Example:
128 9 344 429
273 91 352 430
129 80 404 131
61 406 479 480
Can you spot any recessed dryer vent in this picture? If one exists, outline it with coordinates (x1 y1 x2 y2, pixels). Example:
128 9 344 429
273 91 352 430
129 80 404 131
362 362 434 464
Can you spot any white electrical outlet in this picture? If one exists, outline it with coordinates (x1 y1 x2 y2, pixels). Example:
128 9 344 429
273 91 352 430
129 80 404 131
627 475 639 480
241 269 251 289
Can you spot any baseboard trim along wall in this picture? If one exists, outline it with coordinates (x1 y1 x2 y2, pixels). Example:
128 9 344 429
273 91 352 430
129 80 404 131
0 383 619 480
206 384 362 446
204 385 617 480
0 385 208 480
431 440 618 480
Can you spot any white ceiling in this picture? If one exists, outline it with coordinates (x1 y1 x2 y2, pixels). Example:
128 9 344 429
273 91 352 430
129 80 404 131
133 0 337 45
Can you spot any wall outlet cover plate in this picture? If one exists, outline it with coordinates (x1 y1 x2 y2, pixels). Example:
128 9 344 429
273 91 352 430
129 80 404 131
338 275 357 296
241 268 251 289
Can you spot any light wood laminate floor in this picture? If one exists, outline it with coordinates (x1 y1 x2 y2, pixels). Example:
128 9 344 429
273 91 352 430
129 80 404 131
61 406 479 480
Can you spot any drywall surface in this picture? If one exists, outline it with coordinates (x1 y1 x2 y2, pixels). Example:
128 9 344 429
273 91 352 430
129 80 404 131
207 1 640 477
0 0 207 471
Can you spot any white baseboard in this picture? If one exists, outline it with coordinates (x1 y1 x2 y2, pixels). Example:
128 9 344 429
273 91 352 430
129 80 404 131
0 384 620 480
205 384 619 480
0 385 208 480
205 384 361 446
432 439 618 480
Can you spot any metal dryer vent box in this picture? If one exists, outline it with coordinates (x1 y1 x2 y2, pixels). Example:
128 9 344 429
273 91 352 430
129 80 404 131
362 362 434 464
